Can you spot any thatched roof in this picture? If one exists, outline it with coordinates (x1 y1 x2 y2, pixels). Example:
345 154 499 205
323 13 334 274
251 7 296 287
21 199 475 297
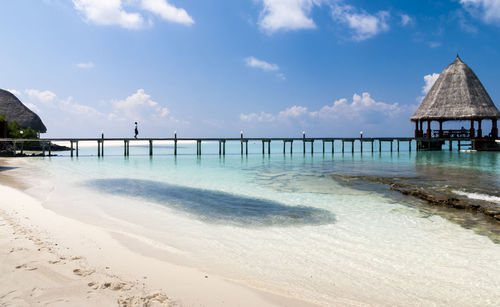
411 55 500 121
0 89 47 133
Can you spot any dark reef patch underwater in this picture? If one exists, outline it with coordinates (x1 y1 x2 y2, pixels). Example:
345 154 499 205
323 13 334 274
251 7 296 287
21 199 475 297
86 178 336 227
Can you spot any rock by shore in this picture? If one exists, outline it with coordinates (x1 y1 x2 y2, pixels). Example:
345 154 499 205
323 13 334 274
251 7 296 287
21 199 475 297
331 174 500 222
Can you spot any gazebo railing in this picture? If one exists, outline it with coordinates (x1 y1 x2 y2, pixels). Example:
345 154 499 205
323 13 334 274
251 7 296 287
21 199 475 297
432 129 471 138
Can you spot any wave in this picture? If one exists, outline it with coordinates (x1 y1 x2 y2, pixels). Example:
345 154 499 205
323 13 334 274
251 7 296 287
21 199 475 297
452 190 500 204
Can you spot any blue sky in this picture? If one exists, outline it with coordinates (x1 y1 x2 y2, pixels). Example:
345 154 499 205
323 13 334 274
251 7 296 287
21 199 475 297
1 0 499 137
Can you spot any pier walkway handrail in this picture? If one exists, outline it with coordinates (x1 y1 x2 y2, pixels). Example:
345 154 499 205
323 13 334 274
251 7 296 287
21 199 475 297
0 137 416 157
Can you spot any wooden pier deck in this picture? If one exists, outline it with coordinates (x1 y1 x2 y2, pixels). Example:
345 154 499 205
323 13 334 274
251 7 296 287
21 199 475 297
1 137 416 157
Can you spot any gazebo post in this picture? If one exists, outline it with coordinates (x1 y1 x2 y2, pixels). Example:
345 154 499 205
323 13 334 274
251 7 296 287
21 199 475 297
438 121 443 138
419 120 423 137
414 121 419 138
426 120 431 138
492 119 498 138
477 120 482 138
470 119 475 138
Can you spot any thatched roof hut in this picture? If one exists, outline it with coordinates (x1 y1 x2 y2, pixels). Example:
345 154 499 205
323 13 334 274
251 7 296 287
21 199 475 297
411 56 499 139
0 89 47 133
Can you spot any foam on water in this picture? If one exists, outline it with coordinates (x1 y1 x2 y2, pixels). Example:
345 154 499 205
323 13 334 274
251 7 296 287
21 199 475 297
11 142 500 306
453 190 500 203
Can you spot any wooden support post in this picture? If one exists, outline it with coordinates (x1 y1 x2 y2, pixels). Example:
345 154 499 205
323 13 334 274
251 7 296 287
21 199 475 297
12 141 16 156
332 140 334 154
390 140 393 152
124 140 127 156
470 119 475 138
322 140 325 154
262 141 265 155
303 140 306 154
426 120 431 138
351 141 354 153
223 141 226 156
342 140 344 153
458 140 461 149
283 141 286 154
70 141 74 157
241 140 243 155
127 141 130 156
76 141 79 157
101 140 104 156
290 140 293 154
174 140 177 156
371 140 374 153
379 140 382 153
245 141 248 155
48 142 51 156
97 140 101 157
449 140 452 151
311 140 314 154
20 141 24 155
219 141 221 156
409 141 411 152
268 140 271 155
397 140 400 152
360 140 363 153
42 142 45 157
149 140 153 156
477 120 482 138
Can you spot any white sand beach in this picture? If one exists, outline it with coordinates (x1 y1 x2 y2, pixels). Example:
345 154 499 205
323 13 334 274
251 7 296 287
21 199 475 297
0 159 312 307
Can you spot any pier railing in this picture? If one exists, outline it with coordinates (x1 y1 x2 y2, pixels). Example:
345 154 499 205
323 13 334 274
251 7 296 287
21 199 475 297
0 137 415 157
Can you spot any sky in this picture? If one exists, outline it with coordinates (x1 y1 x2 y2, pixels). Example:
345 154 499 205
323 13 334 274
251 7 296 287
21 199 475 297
1 0 500 138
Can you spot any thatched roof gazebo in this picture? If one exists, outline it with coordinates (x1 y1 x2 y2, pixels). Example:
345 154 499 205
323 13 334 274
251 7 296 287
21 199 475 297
411 55 499 140
0 89 47 134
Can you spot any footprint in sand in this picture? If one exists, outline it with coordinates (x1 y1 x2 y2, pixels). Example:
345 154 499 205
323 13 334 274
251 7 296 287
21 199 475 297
15 264 37 271
73 268 95 277
118 292 170 306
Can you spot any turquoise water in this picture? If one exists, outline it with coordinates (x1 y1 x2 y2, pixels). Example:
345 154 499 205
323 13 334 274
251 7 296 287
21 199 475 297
13 141 500 306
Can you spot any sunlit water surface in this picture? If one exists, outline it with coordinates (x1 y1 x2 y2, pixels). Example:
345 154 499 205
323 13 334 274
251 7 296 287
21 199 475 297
11 141 500 306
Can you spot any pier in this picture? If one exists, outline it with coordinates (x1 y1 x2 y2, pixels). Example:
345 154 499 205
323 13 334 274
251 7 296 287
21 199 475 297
1 136 416 157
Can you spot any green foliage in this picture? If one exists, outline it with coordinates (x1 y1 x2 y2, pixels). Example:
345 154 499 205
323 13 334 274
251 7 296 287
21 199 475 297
0 115 6 122
5 120 38 139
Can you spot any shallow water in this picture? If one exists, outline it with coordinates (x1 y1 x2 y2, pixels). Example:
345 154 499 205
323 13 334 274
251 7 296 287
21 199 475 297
6 141 500 306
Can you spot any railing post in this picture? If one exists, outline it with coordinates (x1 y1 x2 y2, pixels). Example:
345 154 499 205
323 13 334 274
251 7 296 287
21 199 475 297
174 132 177 156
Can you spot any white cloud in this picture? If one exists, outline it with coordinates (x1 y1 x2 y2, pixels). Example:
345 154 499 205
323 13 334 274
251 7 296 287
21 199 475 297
25 89 57 103
6 89 21 97
72 0 144 29
313 93 407 122
141 0 194 25
25 103 41 114
240 112 275 122
400 14 412 26
331 4 390 41
76 61 95 69
111 89 170 120
460 0 500 24
60 96 101 116
422 73 439 95
241 92 415 126
276 73 286 80
278 105 308 118
245 56 279 71
258 0 318 33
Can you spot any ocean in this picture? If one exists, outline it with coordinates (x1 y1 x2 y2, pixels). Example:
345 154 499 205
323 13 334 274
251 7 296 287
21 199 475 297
8 140 500 306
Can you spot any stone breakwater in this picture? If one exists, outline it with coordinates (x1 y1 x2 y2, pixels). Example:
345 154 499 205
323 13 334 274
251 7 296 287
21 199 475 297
330 174 500 222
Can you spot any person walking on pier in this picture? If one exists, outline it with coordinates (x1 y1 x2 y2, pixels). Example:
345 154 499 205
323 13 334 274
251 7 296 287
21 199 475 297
134 122 139 139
